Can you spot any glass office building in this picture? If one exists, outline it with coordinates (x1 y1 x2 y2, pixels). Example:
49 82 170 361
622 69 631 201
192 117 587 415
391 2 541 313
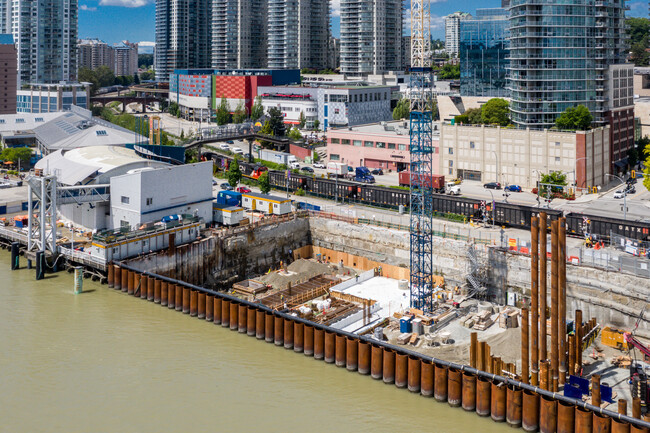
507 0 629 129
459 8 509 97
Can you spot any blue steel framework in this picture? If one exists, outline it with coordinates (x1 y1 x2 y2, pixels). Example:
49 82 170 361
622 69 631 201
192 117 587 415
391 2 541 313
409 67 434 312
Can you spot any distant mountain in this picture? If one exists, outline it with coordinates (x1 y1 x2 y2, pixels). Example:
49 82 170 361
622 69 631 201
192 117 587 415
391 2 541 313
138 41 155 54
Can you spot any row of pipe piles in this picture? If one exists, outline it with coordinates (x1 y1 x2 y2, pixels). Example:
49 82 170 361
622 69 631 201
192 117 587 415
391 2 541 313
525 212 569 390
106 262 650 433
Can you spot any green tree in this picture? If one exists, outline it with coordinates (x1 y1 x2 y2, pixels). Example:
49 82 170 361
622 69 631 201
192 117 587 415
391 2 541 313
251 96 264 120
298 111 306 129
216 96 231 125
0 147 33 169
437 63 460 79
555 105 593 131
540 171 568 195
140 70 155 81
258 120 274 148
138 54 154 68
642 139 650 191
392 98 410 120
313 119 320 131
267 106 286 136
481 98 510 126
631 39 650 67
627 18 650 46
95 65 116 88
232 101 247 124
258 171 271 194
227 157 242 187
133 73 140 85
288 127 302 141
636 135 650 159
78 67 99 95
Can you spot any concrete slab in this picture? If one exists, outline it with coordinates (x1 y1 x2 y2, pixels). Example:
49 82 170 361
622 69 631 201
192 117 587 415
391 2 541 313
335 276 410 319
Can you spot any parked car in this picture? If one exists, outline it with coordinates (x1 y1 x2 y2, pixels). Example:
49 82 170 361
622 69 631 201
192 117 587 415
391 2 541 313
236 186 251 193
313 163 326 169
505 184 522 192
301 166 314 173
371 168 384 175
450 178 462 185
484 182 502 189
225 140 234 144
232 148 244 155
220 182 233 190
212 179 218 186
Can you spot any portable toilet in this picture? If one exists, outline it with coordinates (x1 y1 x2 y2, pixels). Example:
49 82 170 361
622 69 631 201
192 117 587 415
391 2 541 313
400 316 413 333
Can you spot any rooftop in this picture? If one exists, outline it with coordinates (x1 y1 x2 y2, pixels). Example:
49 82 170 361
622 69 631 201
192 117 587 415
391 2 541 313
328 120 432 138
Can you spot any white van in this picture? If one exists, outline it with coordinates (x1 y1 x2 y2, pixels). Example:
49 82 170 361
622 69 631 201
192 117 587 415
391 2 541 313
290 162 300 170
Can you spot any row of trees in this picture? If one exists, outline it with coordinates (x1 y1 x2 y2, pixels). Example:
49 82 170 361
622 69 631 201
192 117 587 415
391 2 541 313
454 98 511 126
628 17 650 66
436 63 460 80
392 98 439 120
78 66 143 95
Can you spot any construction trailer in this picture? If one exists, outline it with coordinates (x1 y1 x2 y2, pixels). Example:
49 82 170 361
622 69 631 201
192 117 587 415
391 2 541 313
212 202 244 226
241 192 292 215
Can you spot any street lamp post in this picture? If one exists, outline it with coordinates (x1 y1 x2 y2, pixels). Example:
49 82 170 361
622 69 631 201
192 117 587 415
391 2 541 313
606 173 627 220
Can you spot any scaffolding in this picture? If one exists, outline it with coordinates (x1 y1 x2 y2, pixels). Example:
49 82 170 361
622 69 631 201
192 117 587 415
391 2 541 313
409 0 434 312
466 243 489 299
27 175 58 255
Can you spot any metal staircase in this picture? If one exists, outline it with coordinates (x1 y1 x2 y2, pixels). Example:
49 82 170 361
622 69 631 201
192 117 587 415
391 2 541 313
466 243 489 298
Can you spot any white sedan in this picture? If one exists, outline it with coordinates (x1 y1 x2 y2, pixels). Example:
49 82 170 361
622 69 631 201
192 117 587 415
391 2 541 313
313 163 326 169
613 190 626 199
232 148 244 155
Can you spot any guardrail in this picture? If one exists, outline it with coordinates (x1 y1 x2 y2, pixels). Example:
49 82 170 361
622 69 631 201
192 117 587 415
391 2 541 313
58 247 107 271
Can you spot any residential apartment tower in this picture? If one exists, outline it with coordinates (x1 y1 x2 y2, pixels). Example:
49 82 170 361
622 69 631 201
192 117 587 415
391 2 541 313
340 0 403 76
1 0 78 85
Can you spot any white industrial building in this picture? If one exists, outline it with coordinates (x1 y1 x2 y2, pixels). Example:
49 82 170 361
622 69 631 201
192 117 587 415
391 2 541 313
34 146 213 231
258 83 394 130
110 162 213 230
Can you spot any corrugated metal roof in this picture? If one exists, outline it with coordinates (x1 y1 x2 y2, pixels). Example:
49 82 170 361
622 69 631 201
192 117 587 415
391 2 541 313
34 150 98 185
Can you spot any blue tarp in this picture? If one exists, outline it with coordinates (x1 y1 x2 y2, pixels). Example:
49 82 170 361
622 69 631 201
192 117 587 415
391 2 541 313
297 202 320 211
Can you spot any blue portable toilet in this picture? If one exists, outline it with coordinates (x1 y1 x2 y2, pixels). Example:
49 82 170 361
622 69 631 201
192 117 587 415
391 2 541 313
400 316 413 333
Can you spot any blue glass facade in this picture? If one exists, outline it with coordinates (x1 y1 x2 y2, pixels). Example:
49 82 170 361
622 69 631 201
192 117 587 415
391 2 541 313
459 8 509 97
507 0 628 128
16 92 88 113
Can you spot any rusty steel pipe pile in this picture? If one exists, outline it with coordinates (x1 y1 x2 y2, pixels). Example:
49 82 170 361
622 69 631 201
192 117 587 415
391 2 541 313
113 262 650 432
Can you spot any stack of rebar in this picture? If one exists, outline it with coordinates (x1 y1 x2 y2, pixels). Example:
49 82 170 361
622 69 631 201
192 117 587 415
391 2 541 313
523 213 568 391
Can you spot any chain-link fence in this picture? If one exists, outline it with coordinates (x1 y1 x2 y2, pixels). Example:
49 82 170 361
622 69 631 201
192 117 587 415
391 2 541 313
610 232 650 258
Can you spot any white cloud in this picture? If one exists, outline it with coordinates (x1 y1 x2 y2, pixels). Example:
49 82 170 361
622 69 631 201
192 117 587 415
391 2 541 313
80 4 97 11
99 0 150 7
331 0 341 17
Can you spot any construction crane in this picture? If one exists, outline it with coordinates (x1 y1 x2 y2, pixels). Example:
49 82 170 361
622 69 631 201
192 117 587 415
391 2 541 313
409 0 434 312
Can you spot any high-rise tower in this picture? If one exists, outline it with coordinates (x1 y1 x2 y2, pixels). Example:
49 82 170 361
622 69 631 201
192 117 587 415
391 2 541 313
340 0 403 76
155 0 211 82
267 0 329 70
1 0 78 84
507 0 634 167
212 0 267 69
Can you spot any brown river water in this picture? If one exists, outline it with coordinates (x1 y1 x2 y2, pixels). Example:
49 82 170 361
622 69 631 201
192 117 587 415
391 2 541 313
0 250 507 432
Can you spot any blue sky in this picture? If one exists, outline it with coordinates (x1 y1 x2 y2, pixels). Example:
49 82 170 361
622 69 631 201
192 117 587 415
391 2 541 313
80 0 649 45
